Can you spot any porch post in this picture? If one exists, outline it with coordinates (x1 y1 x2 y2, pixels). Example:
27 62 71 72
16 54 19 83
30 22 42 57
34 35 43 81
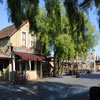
19 62 21 72
2 61 4 80
12 54 15 71
8 60 12 82
40 62 43 78
94 61 96 72
34 61 37 80
29 60 31 71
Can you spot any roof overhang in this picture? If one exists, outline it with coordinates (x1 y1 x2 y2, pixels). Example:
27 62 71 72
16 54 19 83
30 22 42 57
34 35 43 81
0 49 11 59
15 52 43 61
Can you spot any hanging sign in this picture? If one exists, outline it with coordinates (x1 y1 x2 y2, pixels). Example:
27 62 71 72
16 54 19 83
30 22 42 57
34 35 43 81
13 47 39 54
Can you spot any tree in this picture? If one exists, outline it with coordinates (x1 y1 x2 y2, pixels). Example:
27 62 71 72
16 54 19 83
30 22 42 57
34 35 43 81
6 0 99 76
55 34 75 60
82 20 99 52
7 0 62 77
44 0 62 76
6 0 100 31
37 5 75 76
37 3 99 76
64 0 100 30
36 8 50 55
55 8 75 60
7 0 39 31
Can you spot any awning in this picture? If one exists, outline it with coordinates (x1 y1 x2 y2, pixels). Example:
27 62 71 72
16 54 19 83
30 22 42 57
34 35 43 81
15 52 43 61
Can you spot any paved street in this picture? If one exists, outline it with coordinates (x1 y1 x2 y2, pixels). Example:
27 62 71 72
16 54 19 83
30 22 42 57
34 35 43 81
0 72 100 100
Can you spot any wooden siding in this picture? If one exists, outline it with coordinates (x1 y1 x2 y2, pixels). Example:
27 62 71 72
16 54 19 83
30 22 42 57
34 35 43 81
0 38 11 56
10 22 36 48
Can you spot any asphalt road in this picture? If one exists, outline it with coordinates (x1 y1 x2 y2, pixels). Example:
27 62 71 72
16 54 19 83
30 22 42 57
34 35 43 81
0 72 100 100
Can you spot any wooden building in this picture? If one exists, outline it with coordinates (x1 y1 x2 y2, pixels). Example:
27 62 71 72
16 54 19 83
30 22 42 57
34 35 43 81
0 20 44 82
95 61 100 72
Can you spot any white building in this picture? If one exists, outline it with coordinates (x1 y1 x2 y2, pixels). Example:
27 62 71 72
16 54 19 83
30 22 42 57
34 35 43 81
75 50 96 72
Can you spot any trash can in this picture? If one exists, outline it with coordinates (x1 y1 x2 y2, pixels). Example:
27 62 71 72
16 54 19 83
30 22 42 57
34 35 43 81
76 72 80 78
90 87 100 100
73 70 76 75
87 70 91 74
69 70 72 75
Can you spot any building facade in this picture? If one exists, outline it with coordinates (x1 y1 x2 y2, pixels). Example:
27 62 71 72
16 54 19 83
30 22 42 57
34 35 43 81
75 50 96 72
0 20 44 81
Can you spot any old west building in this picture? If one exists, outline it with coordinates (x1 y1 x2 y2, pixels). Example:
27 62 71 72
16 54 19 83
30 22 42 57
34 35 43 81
74 50 96 72
0 20 44 81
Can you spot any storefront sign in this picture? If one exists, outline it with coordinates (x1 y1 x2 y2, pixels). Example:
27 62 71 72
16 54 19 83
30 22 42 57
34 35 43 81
13 47 39 54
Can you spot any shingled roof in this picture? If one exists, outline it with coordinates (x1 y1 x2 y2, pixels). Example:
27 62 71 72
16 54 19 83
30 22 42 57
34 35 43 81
0 25 16 39
0 20 28 39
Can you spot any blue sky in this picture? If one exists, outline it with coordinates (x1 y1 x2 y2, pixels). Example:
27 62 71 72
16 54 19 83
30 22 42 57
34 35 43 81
0 0 12 30
88 8 100 56
0 0 100 56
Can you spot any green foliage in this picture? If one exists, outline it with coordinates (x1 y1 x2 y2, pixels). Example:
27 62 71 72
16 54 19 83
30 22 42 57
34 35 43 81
64 1 99 58
55 34 75 60
36 8 50 54
6 0 100 60
77 19 99 57
64 0 100 30
7 0 39 31
37 5 75 60
6 0 100 31
44 0 61 38
36 3 99 60
84 20 99 50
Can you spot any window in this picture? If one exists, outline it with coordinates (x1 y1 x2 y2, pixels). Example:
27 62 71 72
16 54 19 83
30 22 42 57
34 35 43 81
30 33 36 48
22 31 27 46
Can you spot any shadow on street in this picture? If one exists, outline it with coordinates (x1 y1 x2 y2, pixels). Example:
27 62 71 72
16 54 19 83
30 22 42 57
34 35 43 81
0 80 89 100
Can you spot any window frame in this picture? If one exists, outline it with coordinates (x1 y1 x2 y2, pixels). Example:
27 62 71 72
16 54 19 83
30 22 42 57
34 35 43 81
21 30 28 47
30 32 36 48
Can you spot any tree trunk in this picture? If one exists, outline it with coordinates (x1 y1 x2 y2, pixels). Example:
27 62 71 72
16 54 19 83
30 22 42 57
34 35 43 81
57 59 60 75
53 51 56 77
61 60 64 75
